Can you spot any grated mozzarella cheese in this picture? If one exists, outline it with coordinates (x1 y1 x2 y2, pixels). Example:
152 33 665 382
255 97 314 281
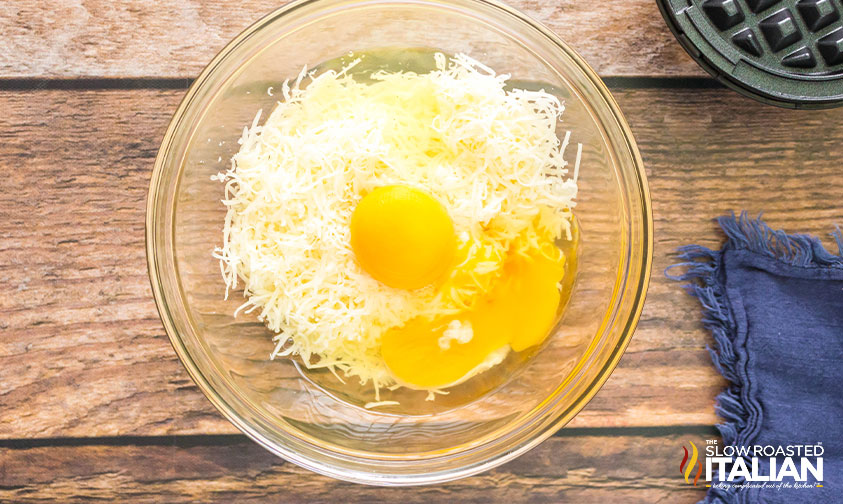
213 53 579 393
438 320 474 350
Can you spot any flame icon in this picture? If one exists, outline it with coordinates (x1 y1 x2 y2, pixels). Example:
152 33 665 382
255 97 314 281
680 441 703 486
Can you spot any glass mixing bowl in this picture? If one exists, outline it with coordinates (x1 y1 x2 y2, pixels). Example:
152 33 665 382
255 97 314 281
146 0 652 485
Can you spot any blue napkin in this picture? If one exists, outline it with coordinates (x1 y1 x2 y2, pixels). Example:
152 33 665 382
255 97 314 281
668 213 843 503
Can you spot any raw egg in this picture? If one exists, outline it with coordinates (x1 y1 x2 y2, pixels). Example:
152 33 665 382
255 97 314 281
351 185 456 290
380 316 509 389
381 240 566 389
474 244 566 352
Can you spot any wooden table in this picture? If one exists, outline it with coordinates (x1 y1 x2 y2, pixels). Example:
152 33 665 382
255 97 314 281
2 1 842 502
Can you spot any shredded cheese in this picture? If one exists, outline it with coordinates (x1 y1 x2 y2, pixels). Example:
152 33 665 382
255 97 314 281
363 400 401 409
438 320 474 350
213 53 579 394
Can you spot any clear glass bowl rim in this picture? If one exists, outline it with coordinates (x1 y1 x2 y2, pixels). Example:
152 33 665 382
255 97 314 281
146 0 654 486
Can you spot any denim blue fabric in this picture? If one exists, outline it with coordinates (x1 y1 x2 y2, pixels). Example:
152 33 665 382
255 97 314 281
668 213 843 503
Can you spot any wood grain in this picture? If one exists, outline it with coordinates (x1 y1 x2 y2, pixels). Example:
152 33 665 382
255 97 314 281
0 433 710 503
2 87 842 438
0 0 701 79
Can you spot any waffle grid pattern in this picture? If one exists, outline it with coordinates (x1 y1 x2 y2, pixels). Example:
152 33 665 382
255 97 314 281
697 0 843 74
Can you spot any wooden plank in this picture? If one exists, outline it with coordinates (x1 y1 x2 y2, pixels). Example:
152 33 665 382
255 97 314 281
0 433 710 503
0 0 701 79
2 87 842 438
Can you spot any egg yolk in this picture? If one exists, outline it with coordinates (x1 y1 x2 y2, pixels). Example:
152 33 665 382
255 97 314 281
351 185 456 290
381 243 566 389
380 316 509 389
474 245 565 352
